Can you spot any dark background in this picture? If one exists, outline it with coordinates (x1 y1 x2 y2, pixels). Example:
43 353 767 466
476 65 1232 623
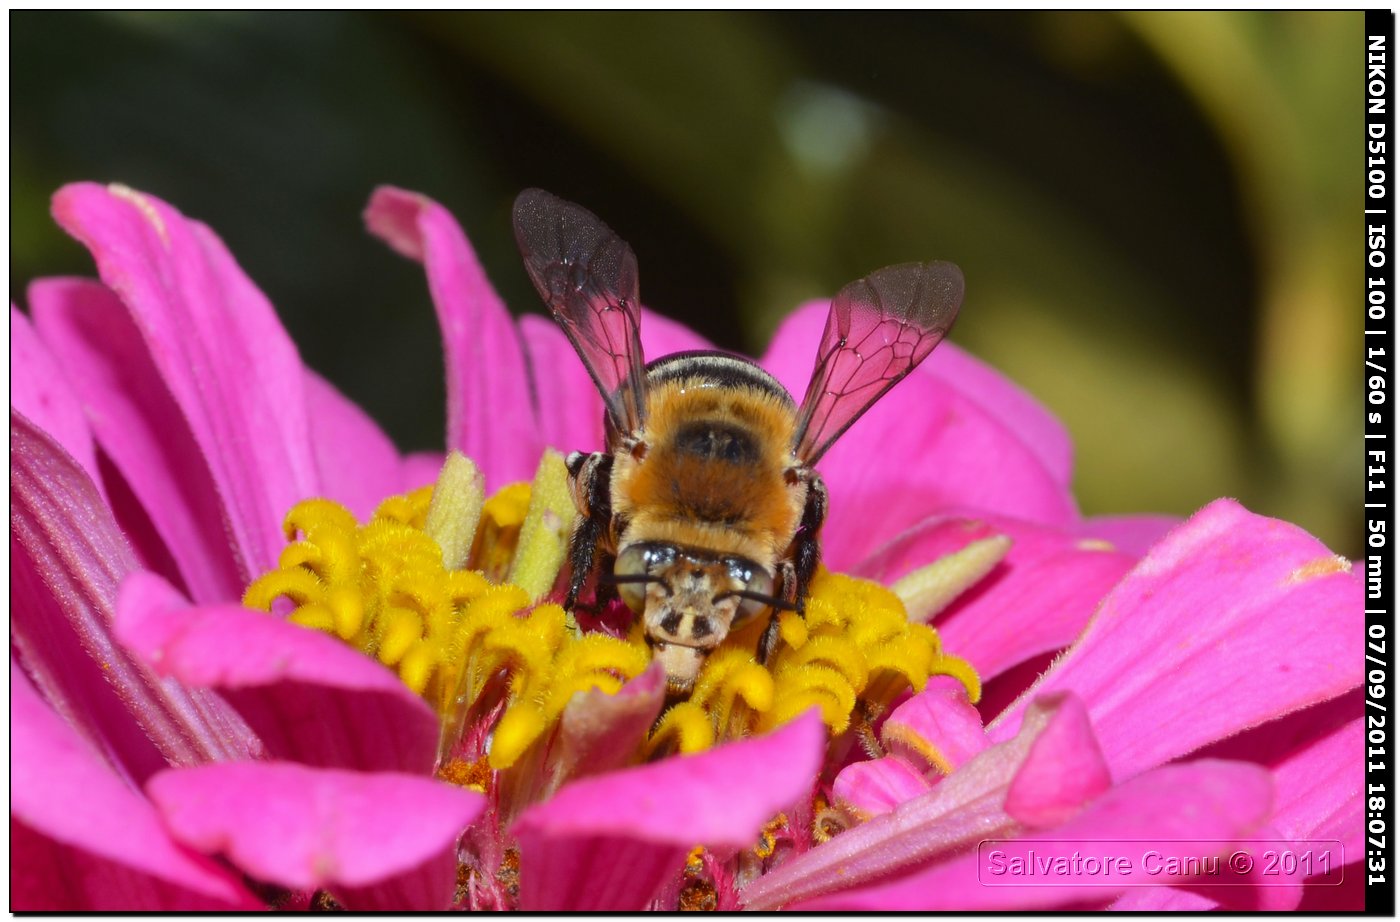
11 11 1361 554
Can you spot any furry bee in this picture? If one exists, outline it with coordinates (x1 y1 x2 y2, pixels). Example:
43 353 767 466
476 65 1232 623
513 189 964 692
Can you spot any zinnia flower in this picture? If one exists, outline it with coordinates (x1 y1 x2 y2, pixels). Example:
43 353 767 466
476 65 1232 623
11 182 1362 911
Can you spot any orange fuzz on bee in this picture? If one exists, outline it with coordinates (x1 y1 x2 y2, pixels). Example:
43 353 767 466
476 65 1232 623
512 189 965 692
614 374 804 565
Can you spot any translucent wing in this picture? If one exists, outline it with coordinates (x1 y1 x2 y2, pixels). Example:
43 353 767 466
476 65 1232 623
793 261 964 465
513 188 648 434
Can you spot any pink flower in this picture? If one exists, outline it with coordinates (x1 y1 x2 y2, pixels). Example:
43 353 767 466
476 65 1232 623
11 183 1362 910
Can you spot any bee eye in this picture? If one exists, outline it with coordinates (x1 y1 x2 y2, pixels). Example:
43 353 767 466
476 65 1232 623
613 544 674 613
726 559 775 626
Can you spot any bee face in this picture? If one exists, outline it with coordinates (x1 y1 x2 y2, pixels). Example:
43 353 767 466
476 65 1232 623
613 542 774 690
513 189 964 692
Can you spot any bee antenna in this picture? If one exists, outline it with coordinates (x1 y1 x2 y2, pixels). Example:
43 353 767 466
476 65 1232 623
712 589 802 613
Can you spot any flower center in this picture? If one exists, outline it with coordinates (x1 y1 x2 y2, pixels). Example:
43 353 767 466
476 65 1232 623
243 450 982 779
244 451 648 771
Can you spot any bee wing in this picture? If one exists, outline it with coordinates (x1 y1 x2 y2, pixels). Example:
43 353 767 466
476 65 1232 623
793 261 964 465
513 188 648 434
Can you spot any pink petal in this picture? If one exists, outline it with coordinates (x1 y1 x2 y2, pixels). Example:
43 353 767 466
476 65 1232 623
799 759 1273 910
28 277 244 604
1002 690 1111 828
364 186 542 489
832 756 932 817
51 183 319 580
881 675 989 773
1284 722 1363 849
1077 513 1182 557
96 452 190 589
303 367 404 522
147 760 484 910
1106 821 1308 913
989 499 1363 781
742 692 1105 909
116 571 439 775
1110 887 1218 911
401 450 447 491
512 711 825 910
12 411 257 779
547 661 667 790
12 662 258 910
639 305 717 357
1297 869 1365 911
521 314 605 454
1206 692 1363 849
11 302 105 499
762 313 1076 570
920 333 1073 488
858 512 1133 680
1118 694 1363 910
1103 707 1355 922
761 302 1077 567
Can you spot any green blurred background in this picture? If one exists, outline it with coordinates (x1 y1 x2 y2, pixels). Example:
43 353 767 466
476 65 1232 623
12 11 1361 555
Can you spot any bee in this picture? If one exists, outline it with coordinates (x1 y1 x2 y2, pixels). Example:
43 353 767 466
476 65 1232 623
512 189 964 692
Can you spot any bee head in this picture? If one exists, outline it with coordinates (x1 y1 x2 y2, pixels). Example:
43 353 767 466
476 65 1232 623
612 543 777 692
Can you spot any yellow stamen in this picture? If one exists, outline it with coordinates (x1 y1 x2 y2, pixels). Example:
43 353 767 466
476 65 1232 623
425 453 485 570
376 607 423 666
287 603 336 633
282 497 359 541
891 534 1012 621
438 755 492 792
780 634 869 695
243 567 323 610
882 721 954 775
752 813 787 859
762 665 858 733
473 481 532 582
930 651 982 704
686 846 707 874
678 847 719 913
776 608 808 648
489 704 548 770
508 451 575 602
811 793 856 844
646 702 717 756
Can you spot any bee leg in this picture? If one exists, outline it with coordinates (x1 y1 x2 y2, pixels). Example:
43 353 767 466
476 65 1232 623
590 550 620 609
760 479 828 664
791 476 828 604
757 560 798 664
565 512 607 610
563 452 614 611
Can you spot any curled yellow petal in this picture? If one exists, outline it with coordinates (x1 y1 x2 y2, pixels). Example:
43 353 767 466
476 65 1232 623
243 568 323 611
648 702 717 757
489 704 548 770
931 652 982 705
377 607 423 666
288 603 336 633
283 497 357 541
